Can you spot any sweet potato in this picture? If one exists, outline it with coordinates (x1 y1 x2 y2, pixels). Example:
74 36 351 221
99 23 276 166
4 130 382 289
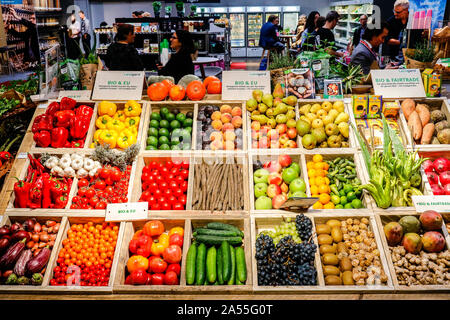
421 123 435 144
408 111 423 141
415 104 430 126
401 99 416 120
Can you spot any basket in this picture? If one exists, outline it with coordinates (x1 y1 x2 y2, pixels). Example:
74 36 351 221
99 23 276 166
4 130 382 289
403 48 434 71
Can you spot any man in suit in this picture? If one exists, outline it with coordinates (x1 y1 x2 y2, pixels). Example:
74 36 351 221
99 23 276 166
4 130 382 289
259 15 284 53
352 14 368 48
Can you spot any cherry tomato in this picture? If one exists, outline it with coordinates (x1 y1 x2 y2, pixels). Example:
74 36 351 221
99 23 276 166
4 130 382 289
78 186 88 197
89 196 100 207
172 161 182 170
148 182 159 194
173 202 184 210
159 181 169 192
175 175 184 184
161 202 171 210
85 188 96 199
173 188 183 198
141 172 151 182
155 175 164 185
150 203 161 210
104 186 114 195
104 177 114 186
70 204 79 209
140 190 152 201
157 196 167 206
180 181 188 192
180 169 189 180
78 178 89 188
163 189 172 198
111 170 122 182
143 165 151 175
147 196 156 205
153 189 162 198
170 167 178 176
165 161 173 169
160 167 169 177
149 161 158 170
156 163 164 171
167 174 175 182
181 162 189 170
179 194 187 205
95 201 107 209
150 170 159 177
94 180 106 190
119 196 128 203
167 195 177 205
99 168 110 180
72 196 81 204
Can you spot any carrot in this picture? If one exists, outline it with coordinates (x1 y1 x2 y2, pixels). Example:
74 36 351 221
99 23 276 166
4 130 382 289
401 99 416 121
421 123 435 144
416 104 431 126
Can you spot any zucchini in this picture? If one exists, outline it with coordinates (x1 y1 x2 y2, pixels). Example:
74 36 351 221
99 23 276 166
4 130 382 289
186 242 197 285
195 243 206 285
235 246 247 283
216 245 224 285
227 245 236 285
195 228 238 237
221 241 231 282
194 235 243 246
206 246 217 284
206 222 244 237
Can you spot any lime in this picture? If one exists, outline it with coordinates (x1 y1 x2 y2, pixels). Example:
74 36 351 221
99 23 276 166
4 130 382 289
160 119 170 129
159 128 170 138
147 136 158 147
171 139 180 146
145 145 157 150
171 144 181 150
343 184 353 194
183 118 193 128
170 120 181 129
339 189 346 197
148 127 158 137
340 196 347 205
346 191 356 201
159 136 170 146
331 195 341 205
344 203 353 209
355 189 362 197
351 199 363 209
149 119 159 128
176 113 186 123
335 204 344 209
185 126 192 135
159 143 170 150
150 112 161 121
166 112 175 122
160 107 169 118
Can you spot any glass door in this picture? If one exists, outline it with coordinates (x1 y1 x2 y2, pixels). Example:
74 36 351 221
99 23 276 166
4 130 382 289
283 12 298 34
247 13 263 47
230 13 245 47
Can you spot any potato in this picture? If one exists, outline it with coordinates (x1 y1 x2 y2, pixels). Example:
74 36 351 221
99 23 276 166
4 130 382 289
416 104 431 126
331 227 343 243
408 111 423 141
322 253 339 265
325 275 342 285
320 244 337 255
339 257 352 271
342 271 355 285
316 224 331 234
323 265 341 276
318 234 333 245
437 128 450 144
401 99 416 120
326 219 341 229
421 123 435 144
336 242 349 254
430 110 446 123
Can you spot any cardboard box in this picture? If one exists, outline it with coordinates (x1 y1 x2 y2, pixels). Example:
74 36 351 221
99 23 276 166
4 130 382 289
383 101 400 118
368 95 382 119
422 68 441 97
352 95 368 119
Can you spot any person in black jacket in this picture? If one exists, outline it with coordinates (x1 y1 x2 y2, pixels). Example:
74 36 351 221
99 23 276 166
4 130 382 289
157 30 197 83
105 24 143 71
352 15 368 48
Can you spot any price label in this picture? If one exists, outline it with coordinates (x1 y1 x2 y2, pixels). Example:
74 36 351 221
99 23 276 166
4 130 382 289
105 202 148 222
58 90 92 100
412 195 450 213
92 71 145 101
17 152 27 159
371 69 426 98
221 71 270 100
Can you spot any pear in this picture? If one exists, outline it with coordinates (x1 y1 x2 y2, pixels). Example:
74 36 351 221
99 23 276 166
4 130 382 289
251 110 260 116
306 112 317 122
334 112 350 124
310 103 322 114
299 104 311 115
311 127 327 143
327 135 342 148
267 118 277 128
273 103 288 116
328 109 339 121
286 109 296 120
262 94 273 108
302 134 317 150
325 123 339 136
323 115 334 126
251 114 269 124
333 101 345 113
287 119 297 128
317 109 328 120
296 119 311 136
258 103 268 114
272 83 285 99
276 114 288 124
246 98 258 112
311 119 324 129
300 116 311 125
321 101 332 112
273 97 283 106
282 95 297 107
338 122 349 138
266 108 274 117
252 90 263 102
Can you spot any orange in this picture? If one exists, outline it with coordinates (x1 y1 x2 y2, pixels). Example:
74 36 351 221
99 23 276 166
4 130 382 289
315 176 326 186
323 162 330 170
310 185 319 194
306 161 315 170
318 184 330 194
314 162 324 170
308 169 317 178
319 193 331 205
315 169 326 177
312 201 324 209
324 177 330 185
323 202 335 209
313 154 323 163
311 194 320 197
309 177 316 186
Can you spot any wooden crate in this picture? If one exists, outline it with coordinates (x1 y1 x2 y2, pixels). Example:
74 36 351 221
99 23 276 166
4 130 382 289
29 100 97 153
313 214 395 292
0 213 66 293
196 101 248 152
418 150 450 195
251 213 324 292
248 150 309 213
42 216 125 293
141 94 224 102
375 211 450 292
113 218 189 293
140 102 197 154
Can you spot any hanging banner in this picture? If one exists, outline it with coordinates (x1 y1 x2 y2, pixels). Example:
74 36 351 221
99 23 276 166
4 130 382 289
408 0 447 32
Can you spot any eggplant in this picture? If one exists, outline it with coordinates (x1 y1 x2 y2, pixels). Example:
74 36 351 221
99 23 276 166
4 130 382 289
13 249 32 276
0 238 10 254
0 238 26 269
11 230 30 242
10 222 21 233
22 218 36 232
0 226 10 237
26 246 51 274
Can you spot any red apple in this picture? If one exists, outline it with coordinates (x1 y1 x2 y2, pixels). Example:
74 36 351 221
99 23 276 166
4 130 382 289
272 194 287 209
278 155 292 167
267 129 279 140
268 172 282 185
280 182 289 193
276 124 287 135
259 136 269 149
267 184 281 198
279 133 289 145
264 161 282 173
251 121 261 131
287 127 297 139
285 140 297 148
270 140 280 149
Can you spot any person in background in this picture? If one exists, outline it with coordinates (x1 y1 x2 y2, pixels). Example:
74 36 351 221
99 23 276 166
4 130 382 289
105 23 143 71
157 30 198 83
384 0 409 63
99 21 110 45
79 11 91 57
296 15 307 35
259 15 285 53
132 11 144 18
7 8 39 65
317 10 344 57
298 11 320 49
301 16 325 51
352 14 368 48
68 13 81 59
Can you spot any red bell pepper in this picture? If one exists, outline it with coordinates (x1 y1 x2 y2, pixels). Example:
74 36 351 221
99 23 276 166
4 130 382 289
60 97 77 110
54 110 75 128
76 105 93 118
51 127 69 148
33 131 51 148
50 180 64 202
45 101 60 116
69 116 90 140
54 195 68 209
71 140 84 148
29 175 44 207
32 114 53 133
41 173 52 209
13 177 31 208
129 269 148 285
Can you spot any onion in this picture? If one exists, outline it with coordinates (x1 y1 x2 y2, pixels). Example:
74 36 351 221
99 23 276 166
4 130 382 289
40 233 49 242
22 218 36 232
0 226 10 236
10 222 21 233
34 222 41 233
31 234 40 242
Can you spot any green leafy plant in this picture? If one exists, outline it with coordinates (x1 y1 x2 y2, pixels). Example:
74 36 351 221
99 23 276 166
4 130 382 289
410 40 436 63
78 34 98 65
175 1 184 12
153 1 162 12
330 62 365 93
165 6 172 14
269 53 298 70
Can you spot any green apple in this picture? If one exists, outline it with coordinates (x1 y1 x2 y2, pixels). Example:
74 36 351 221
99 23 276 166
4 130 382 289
282 167 299 184
254 182 268 198
289 162 300 174
255 196 272 210
288 191 307 198
253 169 270 184
289 178 306 193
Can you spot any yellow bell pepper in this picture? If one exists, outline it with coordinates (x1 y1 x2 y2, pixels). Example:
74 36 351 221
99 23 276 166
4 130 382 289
94 129 105 142
125 116 140 128
106 119 126 133
113 110 126 122
89 142 96 149
98 130 118 148
95 115 112 129
98 101 117 117
117 129 137 149
124 100 142 117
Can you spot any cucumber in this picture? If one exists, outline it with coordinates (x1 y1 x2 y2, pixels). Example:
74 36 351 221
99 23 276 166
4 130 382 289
195 228 238 237
206 246 217 284
206 222 244 238
227 245 236 285
221 241 231 282
186 242 197 285
216 245 224 285
194 235 243 246
235 246 247 283
195 243 206 285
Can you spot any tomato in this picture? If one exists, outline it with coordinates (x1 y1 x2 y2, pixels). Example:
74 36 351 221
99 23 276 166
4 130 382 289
119 196 128 203
141 172 150 182
153 189 162 198
172 161 182 170
163 189 172 198
150 170 159 177
180 169 189 180
165 161 173 169
148 182 159 194
147 196 156 206
168 181 178 191
159 181 169 192
78 186 87 197
85 188 96 199
173 202 184 210
175 175 184 184
167 195 177 205
110 196 119 203
89 196 100 207
143 220 165 236
173 188 183 198
161 202 171 210
149 161 158 170
167 174 175 182
157 196 167 206
95 201 107 209
163 245 182 264
143 165 151 175
149 257 167 273
99 168 110 180
104 186 114 195
150 273 164 285
150 203 161 210
180 181 188 192
78 178 89 188
170 167 178 176
70 204 79 209
160 167 169 177
94 180 106 190
169 233 183 247
127 255 149 273
72 196 81 204
155 175 164 185
167 263 181 276
181 162 189 170
140 190 152 201
169 227 184 237
163 271 179 285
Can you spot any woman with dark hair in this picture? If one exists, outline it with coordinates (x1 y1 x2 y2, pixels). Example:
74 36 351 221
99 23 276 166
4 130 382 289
105 23 143 71
301 16 325 51
298 11 320 49
157 29 198 83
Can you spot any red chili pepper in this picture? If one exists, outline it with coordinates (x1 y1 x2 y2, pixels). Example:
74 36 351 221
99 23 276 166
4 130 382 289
41 173 52 209
60 97 77 110
71 140 84 148
76 105 93 118
54 110 75 128
69 115 90 140
29 174 44 207
13 177 31 208
45 101 60 116
32 114 53 133
51 127 69 148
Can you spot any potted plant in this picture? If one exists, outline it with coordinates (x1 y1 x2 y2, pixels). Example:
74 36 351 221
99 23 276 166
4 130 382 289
176 1 184 17
165 6 172 17
404 40 437 70
78 36 99 90
190 5 197 17
153 1 162 18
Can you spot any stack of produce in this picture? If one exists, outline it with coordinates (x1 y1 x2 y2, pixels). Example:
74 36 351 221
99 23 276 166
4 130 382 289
42 153 101 178
0 78 38 96
139 160 189 210
296 101 350 149
50 222 119 286
186 222 246 285
196 104 243 150
0 219 58 286
318 218 388 286
306 154 331 209
191 163 244 211
354 116 426 208
92 100 141 150
147 75 216 101
33 97 93 148
247 89 298 149
125 221 183 285
0 136 21 168
401 99 449 145
255 215 317 286
384 211 450 286
423 157 450 195
0 97 21 118
146 106 193 150
253 155 306 210
13 154 73 209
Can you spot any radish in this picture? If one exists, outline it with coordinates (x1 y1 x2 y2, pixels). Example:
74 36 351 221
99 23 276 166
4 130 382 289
422 160 435 173
426 172 439 185
444 184 450 195
431 184 445 195
433 158 450 174
439 171 450 186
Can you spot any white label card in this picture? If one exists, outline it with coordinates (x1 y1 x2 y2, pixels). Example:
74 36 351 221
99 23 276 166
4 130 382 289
412 195 450 213
92 71 145 101
221 71 271 100
371 69 426 98
105 202 148 222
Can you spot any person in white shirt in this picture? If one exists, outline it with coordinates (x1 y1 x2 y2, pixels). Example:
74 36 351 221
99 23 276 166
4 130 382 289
79 10 91 57
68 13 81 59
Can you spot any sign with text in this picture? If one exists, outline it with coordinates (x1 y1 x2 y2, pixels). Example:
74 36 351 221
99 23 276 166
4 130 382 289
106 202 148 222
412 195 450 213
222 71 270 100
371 69 426 98
92 71 145 101
58 90 92 101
